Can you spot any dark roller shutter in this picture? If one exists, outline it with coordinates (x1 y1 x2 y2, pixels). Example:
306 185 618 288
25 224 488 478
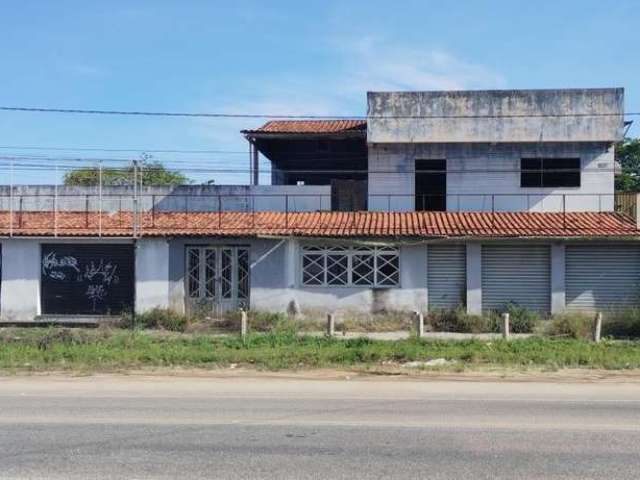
41 244 134 315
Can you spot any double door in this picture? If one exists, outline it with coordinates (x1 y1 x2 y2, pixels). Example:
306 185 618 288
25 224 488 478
186 246 249 316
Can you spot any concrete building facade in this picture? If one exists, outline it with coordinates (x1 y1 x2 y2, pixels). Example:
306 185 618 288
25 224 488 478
0 88 637 322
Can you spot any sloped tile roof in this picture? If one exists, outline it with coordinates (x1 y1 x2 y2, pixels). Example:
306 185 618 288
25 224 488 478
242 119 367 135
0 211 636 238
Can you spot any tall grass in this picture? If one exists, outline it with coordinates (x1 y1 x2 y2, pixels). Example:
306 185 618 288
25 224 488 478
1 328 640 372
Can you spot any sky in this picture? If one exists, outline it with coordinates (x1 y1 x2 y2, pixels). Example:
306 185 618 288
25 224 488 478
0 0 638 184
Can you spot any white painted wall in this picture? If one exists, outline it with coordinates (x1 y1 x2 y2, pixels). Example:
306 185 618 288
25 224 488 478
167 238 428 315
368 142 615 212
251 241 428 314
135 238 170 312
0 239 40 321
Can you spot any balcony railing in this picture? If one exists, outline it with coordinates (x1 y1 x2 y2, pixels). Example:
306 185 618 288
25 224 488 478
0 191 637 237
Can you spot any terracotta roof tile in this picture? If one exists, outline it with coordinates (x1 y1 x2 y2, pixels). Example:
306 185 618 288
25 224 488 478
242 119 366 135
0 211 637 238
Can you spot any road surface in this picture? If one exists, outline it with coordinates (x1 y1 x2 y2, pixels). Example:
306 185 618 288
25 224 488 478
0 373 639 479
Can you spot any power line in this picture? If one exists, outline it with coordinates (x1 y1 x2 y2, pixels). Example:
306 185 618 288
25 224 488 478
0 105 638 119
0 145 248 154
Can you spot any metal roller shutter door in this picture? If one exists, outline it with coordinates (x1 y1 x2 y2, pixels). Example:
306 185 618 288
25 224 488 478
566 245 640 311
428 244 466 310
482 245 550 313
41 244 135 315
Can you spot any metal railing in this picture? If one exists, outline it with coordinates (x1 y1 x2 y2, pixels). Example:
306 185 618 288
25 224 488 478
0 191 636 237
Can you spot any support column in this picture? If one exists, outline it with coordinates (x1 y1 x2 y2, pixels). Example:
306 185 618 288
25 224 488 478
135 238 170 312
466 242 482 315
251 142 259 186
551 242 566 315
284 237 298 288
0 239 41 321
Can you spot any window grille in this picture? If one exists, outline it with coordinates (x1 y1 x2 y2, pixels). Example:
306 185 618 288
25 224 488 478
301 245 400 287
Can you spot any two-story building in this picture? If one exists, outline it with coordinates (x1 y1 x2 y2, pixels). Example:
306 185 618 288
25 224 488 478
0 88 638 322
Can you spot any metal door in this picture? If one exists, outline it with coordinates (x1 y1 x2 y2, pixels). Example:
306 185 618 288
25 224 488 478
481 244 551 313
566 244 640 312
428 244 466 310
186 246 249 316
41 243 134 315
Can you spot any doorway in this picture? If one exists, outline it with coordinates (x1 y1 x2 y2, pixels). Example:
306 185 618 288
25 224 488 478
415 159 446 211
185 246 250 316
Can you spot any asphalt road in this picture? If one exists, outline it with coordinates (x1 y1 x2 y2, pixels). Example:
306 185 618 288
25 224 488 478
1 374 639 479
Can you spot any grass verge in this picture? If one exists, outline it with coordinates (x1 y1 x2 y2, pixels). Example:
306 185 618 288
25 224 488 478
1 327 640 373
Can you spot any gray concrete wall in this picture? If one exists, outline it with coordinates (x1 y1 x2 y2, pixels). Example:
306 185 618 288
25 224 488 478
368 89 624 143
0 185 331 213
368 142 614 212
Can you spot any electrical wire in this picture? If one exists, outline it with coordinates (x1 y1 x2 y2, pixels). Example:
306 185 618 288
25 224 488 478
0 105 638 119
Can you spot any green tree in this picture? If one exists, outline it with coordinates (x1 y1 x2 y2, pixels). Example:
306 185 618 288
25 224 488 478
615 137 640 192
64 160 189 186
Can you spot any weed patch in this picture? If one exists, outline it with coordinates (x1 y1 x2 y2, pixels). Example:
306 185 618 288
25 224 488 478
1 328 640 373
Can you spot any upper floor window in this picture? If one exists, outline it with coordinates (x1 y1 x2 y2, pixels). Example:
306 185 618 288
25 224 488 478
301 245 399 287
520 158 581 188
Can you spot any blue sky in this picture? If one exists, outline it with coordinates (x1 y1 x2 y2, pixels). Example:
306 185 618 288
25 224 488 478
0 0 638 184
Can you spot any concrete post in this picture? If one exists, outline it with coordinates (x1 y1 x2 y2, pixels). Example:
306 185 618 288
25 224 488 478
415 311 425 338
593 312 602 343
466 243 482 315
240 310 248 340
326 313 335 337
501 313 510 339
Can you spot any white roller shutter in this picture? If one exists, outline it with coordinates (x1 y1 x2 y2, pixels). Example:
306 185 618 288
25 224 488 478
566 244 640 312
428 244 466 310
482 244 551 313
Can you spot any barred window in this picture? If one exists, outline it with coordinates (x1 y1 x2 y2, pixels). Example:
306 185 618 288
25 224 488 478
301 245 399 287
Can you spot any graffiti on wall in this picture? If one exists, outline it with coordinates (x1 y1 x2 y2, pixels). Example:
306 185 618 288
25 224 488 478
41 246 133 315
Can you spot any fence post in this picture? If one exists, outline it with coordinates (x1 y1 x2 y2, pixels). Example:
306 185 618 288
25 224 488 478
414 311 424 339
98 160 103 237
491 194 495 230
593 312 603 343
240 309 248 342
326 313 335 337
151 194 155 228
501 312 510 339
285 194 289 229
9 160 13 237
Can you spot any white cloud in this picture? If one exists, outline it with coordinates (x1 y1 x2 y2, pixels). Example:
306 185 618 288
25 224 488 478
339 35 506 93
192 35 505 152
59 62 105 78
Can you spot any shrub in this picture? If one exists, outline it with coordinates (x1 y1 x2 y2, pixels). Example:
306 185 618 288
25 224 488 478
603 308 640 338
426 308 494 333
122 308 190 332
249 311 292 332
493 303 541 334
543 313 593 339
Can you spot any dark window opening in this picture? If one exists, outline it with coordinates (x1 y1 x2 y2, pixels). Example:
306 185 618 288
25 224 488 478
415 159 446 211
316 139 330 152
521 158 581 188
